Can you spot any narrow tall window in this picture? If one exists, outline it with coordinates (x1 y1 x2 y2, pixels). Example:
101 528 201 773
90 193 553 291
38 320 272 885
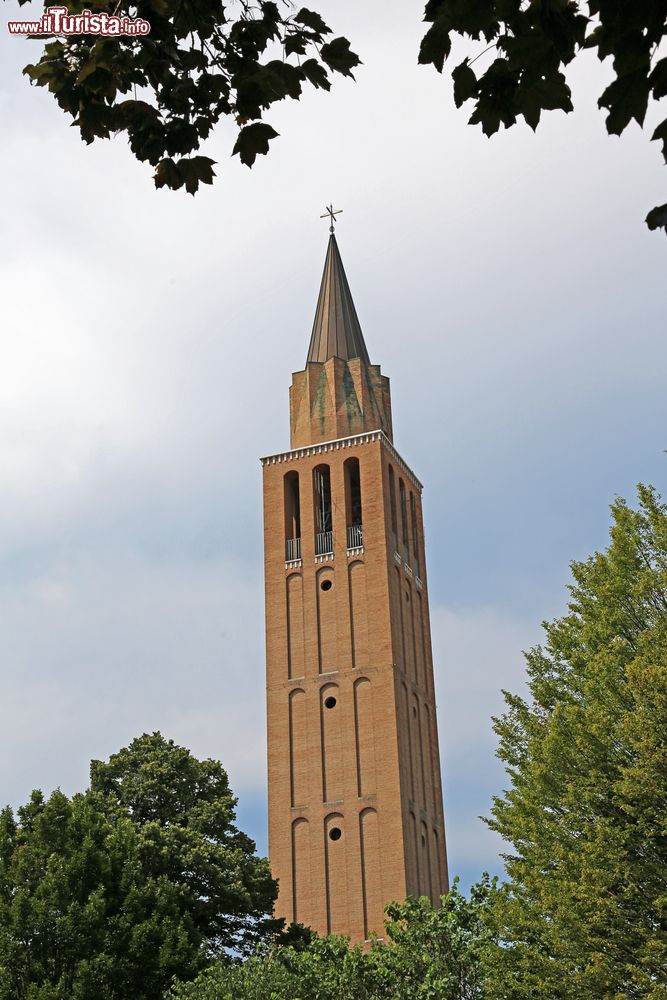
345 458 363 550
399 479 409 564
284 472 301 562
313 465 333 556
410 492 421 579
389 466 399 555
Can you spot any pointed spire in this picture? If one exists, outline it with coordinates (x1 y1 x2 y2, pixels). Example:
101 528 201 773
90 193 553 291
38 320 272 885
306 234 371 366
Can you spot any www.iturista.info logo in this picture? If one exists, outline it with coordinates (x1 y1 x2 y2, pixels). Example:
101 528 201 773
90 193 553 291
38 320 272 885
7 5 151 36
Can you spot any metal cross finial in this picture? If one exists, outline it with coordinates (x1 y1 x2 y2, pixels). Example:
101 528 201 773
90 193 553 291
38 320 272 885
320 203 343 233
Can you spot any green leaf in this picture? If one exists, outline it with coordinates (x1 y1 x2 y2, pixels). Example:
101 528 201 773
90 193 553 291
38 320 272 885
154 157 184 190
164 118 200 156
452 59 477 106
117 99 161 127
284 34 308 57
76 59 98 85
469 104 503 136
651 118 667 162
146 0 174 16
265 60 303 100
301 58 331 91
649 58 667 100
177 155 217 195
75 102 114 143
645 203 667 233
320 37 360 78
232 122 279 167
651 117 667 161
418 17 452 73
599 71 650 135
179 48 208 72
293 8 331 36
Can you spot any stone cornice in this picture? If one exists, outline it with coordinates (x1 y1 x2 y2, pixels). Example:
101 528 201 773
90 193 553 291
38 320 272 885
260 429 423 492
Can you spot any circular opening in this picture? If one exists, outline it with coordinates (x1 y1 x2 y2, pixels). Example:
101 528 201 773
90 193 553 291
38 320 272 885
321 579 333 592
329 827 342 842
324 696 337 710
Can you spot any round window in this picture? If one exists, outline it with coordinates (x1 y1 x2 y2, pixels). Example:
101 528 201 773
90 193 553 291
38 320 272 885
321 579 333 592
329 827 342 842
324 696 337 709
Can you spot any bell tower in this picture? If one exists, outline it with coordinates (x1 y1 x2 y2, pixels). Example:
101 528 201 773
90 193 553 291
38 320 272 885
262 219 448 942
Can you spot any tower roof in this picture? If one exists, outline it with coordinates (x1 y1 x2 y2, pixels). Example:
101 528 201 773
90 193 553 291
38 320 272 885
306 234 371 366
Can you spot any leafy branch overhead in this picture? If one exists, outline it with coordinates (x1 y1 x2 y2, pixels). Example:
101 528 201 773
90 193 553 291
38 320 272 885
418 0 667 235
9 0 666 233
16 0 360 193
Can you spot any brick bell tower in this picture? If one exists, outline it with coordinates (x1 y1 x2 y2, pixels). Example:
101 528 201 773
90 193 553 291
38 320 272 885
262 216 448 942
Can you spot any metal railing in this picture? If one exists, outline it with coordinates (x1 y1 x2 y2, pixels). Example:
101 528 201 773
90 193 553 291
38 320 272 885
285 537 301 562
347 524 363 550
315 530 334 556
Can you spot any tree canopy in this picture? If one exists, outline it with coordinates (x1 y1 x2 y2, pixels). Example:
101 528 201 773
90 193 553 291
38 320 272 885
169 879 500 1000
8 0 666 233
0 733 277 1000
487 484 667 997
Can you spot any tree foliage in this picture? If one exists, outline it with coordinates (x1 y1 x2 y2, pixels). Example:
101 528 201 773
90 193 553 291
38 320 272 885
0 733 277 1000
12 0 359 193
8 1 665 231
169 878 500 1000
419 1 667 234
487 485 667 997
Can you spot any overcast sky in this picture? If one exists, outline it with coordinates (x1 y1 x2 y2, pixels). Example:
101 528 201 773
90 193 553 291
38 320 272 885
1 1 665 891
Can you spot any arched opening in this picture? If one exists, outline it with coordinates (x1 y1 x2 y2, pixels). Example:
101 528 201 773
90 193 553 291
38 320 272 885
320 683 342 799
313 464 333 557
399 478 410 564
410 491 421 579
291 818 311 926
324 812 347 935
316 568 336 673
284 471 301 562
388 465 399 555
344 457 363 550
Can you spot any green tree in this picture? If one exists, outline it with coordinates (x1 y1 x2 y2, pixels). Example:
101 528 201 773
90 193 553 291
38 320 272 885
0 733 277 1000
169 878 500 1000
486 485 667 998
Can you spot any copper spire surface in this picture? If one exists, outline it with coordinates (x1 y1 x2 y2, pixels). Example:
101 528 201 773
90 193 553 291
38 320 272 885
306 233 371 366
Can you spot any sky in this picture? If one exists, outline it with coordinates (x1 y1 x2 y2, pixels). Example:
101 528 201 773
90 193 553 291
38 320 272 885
0 1 665 892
